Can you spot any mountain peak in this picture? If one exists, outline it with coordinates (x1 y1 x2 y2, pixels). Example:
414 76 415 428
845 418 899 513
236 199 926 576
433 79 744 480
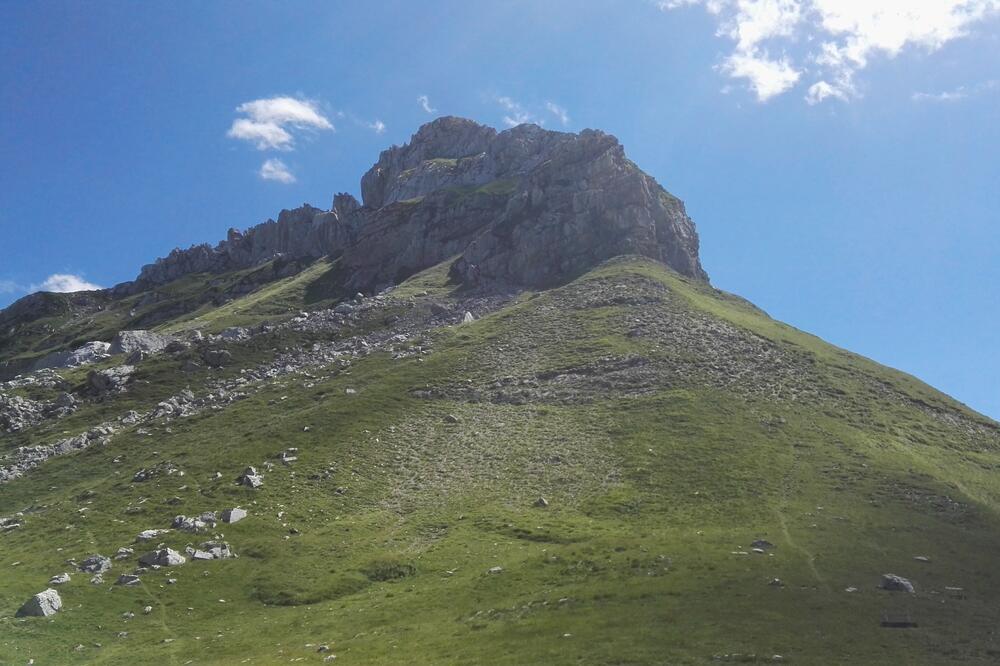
10 117 705 315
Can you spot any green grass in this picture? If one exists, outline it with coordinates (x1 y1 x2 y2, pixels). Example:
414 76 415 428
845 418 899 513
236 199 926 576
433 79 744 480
1 256 999 664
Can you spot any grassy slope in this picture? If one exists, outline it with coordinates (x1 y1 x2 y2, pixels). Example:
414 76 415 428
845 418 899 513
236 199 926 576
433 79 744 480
0 258 338 366
1 257 999 665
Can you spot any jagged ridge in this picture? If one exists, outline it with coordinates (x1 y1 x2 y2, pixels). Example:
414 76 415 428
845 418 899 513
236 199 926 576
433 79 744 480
118 117 706 296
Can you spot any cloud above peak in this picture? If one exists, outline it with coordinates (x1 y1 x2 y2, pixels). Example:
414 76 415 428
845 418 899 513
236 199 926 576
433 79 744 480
659 0 1000 103
417 95 436 114
227 96 333 150
259 158 296 184
34 274 102 293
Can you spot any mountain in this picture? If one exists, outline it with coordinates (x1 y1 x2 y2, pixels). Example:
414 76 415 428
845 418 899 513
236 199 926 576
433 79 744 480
1 118 998 665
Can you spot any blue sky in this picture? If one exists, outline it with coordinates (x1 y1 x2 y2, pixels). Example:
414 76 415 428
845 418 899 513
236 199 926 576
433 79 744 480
1 1 998 418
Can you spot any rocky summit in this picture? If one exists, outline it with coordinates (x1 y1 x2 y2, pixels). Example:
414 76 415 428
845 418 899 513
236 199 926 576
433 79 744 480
126 116 705 295
1 118 999 665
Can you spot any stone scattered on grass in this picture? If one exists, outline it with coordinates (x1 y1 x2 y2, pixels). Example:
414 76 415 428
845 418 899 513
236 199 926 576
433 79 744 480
136 529 171 542
237 467 263 488
79 554 112 573
16 588 62 617
48 573 71 585
221 507 247 523
139 548 186 567
880 574 914 593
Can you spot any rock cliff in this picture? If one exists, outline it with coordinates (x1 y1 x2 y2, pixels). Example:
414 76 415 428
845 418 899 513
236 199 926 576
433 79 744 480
96 117 708 297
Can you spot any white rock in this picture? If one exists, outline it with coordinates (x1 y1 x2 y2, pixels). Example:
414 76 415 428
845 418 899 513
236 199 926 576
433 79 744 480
16 588 62 617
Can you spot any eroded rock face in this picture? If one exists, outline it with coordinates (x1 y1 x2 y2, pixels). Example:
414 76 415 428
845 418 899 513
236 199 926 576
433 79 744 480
361 116 499 208
6 117 706 353
449 128 706 287
344 119 706 291
129 197 363 291
109 330 174 356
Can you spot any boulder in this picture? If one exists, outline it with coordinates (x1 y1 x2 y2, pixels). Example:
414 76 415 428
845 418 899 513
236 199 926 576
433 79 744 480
109 330 173 356
880 574 915 593
172 514 213 532
138 548 186 567
135 528 171 542
237 466 263 488
221 507 247 524
31 341 112 372
116 574 141 586
15 588 62 617
78 554 112 573
202 349 232 368
199 541 236 559
87 365 135 394
218 327 249 342
164 339 190 353
49 573 71 585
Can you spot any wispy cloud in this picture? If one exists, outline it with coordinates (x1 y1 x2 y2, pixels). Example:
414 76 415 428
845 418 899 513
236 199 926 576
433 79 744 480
545 101 570 126
912 89 968 103
227 96 333 150
32 274 101 293
0 280 20 294
496 96 539 127
339 111 388 135
259 158 296 184
658 1 1000 104
417 95 437 114
912 80 997 103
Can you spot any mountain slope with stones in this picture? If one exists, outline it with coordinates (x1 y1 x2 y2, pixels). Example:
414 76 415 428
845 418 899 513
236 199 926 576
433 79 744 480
1 119 999 665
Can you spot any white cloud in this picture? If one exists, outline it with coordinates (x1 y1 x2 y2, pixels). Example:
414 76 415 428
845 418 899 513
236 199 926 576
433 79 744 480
367 119 386 134
417 95 437 114
496 96 539 127
722 50 801 100
724 0 803 52
805 79 849 104
32 274 101 293
227 96 333 150
659 0 1000 103
259 158 296 184
545 101 571 125
227 118 294 150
